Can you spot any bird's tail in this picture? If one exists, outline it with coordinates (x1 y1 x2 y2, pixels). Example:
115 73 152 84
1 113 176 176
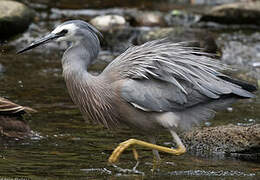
218 75 257 93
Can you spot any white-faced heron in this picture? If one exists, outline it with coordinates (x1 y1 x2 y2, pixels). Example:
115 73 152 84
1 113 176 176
17 20 257 166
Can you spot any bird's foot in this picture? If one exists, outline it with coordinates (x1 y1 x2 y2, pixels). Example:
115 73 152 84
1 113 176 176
108 139 138 163
109 139 141 172
108 138 186 164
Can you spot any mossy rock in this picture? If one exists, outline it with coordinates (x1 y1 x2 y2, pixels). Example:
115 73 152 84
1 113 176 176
201 2 260 25
181 124 260 160
0 0 35 39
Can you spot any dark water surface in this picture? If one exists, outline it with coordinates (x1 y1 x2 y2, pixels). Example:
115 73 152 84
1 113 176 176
0 0 260 179
0 48 259 180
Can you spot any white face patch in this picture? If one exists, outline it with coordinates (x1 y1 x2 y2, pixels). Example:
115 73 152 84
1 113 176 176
52 23 77 34
51 23 78 42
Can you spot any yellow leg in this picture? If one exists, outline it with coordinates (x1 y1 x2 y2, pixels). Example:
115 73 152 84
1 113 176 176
132 147 138 161
108 138 186 164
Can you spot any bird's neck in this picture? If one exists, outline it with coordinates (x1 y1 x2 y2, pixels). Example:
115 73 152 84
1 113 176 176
62 43 98 102
61 48 119 128
60 41 120 128
62 40 100 74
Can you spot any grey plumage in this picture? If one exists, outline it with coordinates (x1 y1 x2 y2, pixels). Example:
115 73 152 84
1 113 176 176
105 39 252 98
17 20 256 130
17 20 257 163
102 39 255 128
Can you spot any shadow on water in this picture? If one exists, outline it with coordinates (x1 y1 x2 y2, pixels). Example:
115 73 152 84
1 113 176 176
0 0 260 179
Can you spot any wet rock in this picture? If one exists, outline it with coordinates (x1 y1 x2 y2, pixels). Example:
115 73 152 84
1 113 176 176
89 15 136 53
0 0 35 39
131 11 165 27
165 10 201 27
252 62 260 68
181 124 260 160
137 27 218 54
89 51 115 71
217 32 260 79
10 19 136 55
0 97 36 139
0 116 31 139
50 8 131 22
201 2 260 25
6 21 70 55
102 27 140 53
90 15 127 31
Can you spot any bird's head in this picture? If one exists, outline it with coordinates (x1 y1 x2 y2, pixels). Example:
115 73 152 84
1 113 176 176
17 20 102 54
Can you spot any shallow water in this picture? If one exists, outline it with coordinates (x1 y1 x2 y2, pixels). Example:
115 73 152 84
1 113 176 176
0 49 259 179
0 0 260 179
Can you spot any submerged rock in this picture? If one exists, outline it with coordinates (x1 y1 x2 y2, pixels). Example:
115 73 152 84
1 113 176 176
181 124 260 160
137 27 218 54
0 0 35 39
201 2 260 25
0 116 30 139
0 97 36 139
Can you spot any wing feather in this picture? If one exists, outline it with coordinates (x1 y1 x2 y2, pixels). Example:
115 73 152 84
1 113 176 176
103 39 255 113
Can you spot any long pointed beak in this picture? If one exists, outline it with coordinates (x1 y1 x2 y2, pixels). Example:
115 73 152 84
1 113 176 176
17 33 62 54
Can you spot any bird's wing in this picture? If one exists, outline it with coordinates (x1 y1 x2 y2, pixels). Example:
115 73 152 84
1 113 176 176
102 39 255 129
103 39 254 100
121 78 210 112
121 78 245 129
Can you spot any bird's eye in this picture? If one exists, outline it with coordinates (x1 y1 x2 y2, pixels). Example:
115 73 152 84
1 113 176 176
56 29 68 36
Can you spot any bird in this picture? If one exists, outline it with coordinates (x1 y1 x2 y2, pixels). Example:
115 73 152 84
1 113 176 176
17 20 257 166
0 97 36 138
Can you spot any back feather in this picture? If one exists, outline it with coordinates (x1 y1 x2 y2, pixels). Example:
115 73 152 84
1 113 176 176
104 39 255 99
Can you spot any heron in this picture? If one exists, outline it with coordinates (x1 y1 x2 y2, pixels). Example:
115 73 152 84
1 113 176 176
17 20 256 166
